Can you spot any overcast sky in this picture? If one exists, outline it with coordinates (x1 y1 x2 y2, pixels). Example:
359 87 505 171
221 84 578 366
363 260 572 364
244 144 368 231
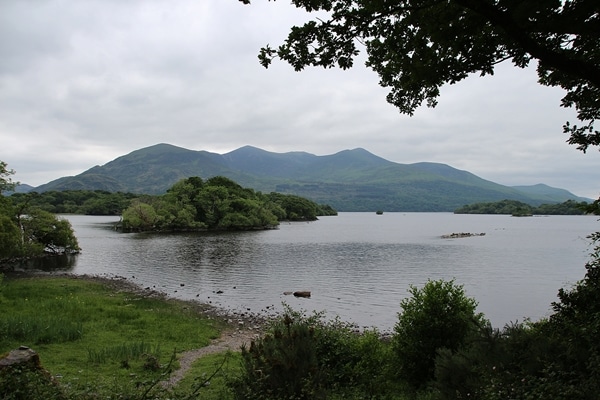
1 1 599 199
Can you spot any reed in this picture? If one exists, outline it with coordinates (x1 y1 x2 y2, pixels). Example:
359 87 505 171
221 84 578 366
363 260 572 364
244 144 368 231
87 341 161 364
0 315 83 344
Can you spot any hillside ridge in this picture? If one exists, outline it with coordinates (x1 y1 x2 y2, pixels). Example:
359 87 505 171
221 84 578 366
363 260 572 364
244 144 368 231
27 144 589 212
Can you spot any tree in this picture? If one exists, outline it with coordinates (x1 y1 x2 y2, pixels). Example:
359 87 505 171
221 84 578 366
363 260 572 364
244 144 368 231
392 279 485 389
0 161 17 194
243 0 600 152
0 215 22 259
20 208 81 255
120 177 285 231
121 200 160 231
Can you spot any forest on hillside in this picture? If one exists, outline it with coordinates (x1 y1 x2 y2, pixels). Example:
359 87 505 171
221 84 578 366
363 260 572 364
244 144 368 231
454 199 589 215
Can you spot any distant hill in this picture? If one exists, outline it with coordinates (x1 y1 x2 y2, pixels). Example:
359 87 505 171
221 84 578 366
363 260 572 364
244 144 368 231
10 183 35 194
29 143 588 212
511 183 590 203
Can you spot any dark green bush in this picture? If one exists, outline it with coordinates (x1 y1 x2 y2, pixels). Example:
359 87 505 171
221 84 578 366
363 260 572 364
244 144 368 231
232 312 322 399
0 364 67 400
231 308 393 399
392 279 485 389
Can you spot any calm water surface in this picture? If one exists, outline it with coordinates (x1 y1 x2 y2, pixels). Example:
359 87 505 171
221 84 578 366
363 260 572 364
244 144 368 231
47 213 599 330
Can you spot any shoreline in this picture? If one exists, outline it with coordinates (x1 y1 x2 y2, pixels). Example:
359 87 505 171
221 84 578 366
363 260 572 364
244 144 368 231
2 270 273 334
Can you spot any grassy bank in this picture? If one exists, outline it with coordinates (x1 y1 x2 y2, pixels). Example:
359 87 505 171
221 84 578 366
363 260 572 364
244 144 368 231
0 274 233 399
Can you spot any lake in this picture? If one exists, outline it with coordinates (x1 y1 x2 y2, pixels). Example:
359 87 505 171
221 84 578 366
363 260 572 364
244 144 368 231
21 213 600 331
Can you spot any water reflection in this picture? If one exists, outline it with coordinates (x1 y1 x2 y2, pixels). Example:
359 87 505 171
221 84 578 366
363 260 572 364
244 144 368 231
10 254 78 272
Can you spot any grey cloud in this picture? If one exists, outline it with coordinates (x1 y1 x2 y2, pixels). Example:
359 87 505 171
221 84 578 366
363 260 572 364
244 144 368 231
1 0 598 199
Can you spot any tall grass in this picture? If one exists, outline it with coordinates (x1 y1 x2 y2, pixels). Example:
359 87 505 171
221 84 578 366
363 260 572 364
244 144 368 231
87 341 161 364
0 315 83 344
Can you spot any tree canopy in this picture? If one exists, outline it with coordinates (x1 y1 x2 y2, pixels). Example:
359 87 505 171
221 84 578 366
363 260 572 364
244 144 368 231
245 0 600 152
454 198 589 215
10 190 138 215
0 161 17 194
393 279 485 389
120 176 336 232
1 161 80 261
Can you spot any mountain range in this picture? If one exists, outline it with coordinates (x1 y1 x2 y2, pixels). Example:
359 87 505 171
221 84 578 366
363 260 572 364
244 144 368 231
27 143 590 212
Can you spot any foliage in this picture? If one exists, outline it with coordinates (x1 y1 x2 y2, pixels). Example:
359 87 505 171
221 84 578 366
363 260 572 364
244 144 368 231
454 199 589 215
582 196 600 215
121 176 334 232
20 208 80 255
540 231 600 397
0 161 18 194
0 214 23 259
233 312 322 399
0 363 68 400
266 192 319 220
392 279 485 389
250 0 600 152
0 161 81 261
232 307 393 399
9 190 137 215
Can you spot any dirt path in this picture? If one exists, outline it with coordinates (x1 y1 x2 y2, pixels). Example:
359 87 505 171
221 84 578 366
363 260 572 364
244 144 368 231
161 328 262 388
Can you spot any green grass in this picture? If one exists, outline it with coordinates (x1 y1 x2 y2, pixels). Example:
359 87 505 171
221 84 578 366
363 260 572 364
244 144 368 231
174 351 242 400
0 275 225 398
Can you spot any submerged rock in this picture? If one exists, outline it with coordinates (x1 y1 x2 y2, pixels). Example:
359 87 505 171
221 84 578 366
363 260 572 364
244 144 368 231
441 232 486 239
293 291 311 298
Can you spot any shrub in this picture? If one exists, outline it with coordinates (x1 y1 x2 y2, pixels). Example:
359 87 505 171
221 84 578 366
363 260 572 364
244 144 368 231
392 279 485 389
0 363 67 400
231 308 393 399
232 312 322 399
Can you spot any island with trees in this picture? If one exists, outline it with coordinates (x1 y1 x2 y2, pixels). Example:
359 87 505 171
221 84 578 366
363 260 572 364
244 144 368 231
454 199 590 215
118 176 337 232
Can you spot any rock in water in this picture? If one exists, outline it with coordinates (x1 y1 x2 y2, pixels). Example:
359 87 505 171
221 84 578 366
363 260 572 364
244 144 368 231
293 291 311 298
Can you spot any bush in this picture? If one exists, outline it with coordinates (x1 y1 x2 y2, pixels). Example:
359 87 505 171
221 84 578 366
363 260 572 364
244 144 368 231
392 279 485 389
231 308 393 399
0 362 67 400
232 312 322 399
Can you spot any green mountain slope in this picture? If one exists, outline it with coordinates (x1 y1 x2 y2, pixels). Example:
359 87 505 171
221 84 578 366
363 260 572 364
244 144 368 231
30 143 587 211
511 183 591 203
